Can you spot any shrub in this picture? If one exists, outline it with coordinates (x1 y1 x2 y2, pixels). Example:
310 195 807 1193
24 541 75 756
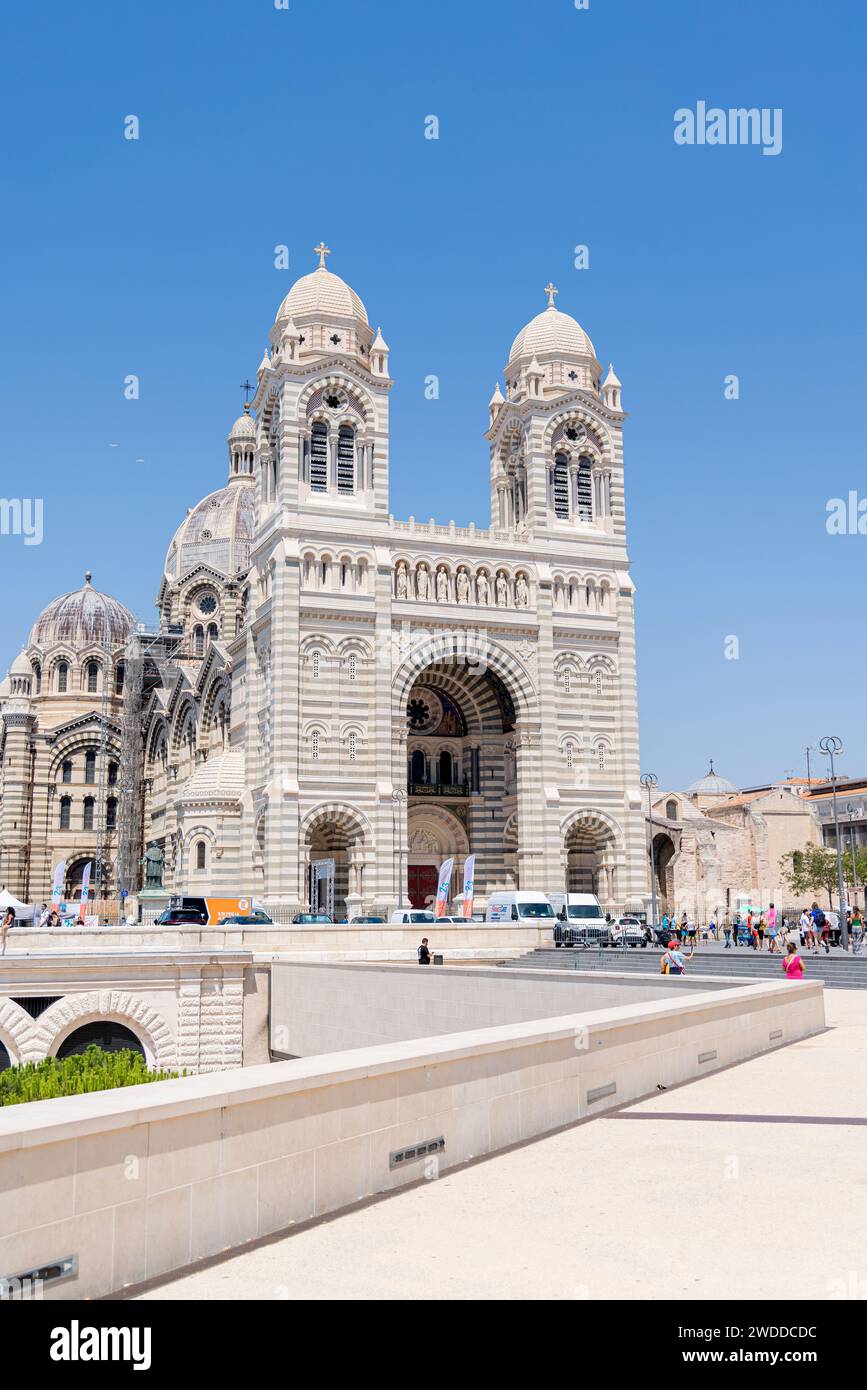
0 1045 183 1106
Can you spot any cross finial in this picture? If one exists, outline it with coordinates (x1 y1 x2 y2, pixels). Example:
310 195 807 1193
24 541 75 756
313 241 331 268
544 281 558 308
240 379 254 405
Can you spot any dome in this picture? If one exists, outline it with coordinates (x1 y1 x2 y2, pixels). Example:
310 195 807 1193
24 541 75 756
178 749 244 804
276 265 368 328
688 763 738 796
29 574 135 650
164 484 255 581
228 407 256 442
509 304 596 365
11 648 31 677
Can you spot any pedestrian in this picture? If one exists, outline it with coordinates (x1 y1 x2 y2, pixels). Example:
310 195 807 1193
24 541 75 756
756 915 765 949
723 920 732 949
799 907 813 950
36 901 49 928
417 936 432 965
687 918 698 948
0 905 14 957
851 908 864 951
661 938 692 975
782 942 805 980
767 915 779 953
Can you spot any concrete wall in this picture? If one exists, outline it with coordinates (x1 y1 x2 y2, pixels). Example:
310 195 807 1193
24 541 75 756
0 977 824 1300
271 961 736 1056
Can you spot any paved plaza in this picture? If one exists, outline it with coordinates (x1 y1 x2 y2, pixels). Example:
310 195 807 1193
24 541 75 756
133 987 866 1302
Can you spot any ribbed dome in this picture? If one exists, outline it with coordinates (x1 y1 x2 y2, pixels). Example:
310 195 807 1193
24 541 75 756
688 764 737 796
228 408 256 442
509 305 596 365
164 484 255 581
276 265 368 327
29 575 135 650
178 749 244 804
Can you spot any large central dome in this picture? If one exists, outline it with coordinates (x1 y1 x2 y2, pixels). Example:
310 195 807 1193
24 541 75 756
164 484 255 582
509 304 596 365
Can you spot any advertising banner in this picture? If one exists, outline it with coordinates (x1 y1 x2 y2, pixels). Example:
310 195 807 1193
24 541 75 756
461 855 476 919
434 858 454 918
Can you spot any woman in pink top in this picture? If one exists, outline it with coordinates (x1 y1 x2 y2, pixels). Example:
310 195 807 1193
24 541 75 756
783 942 805 979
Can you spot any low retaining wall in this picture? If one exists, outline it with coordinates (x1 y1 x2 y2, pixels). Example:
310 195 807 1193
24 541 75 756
271 961 737 1056
4 922 551 959
0 975 823 1300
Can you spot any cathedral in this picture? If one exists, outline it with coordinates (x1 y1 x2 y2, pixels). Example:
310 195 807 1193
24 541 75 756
0 247 649 919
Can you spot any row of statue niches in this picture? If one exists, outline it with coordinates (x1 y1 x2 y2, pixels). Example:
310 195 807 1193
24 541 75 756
394 561 530 607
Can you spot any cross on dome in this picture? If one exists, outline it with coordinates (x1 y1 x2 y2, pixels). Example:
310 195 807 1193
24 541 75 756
544 281 558 308
313 241 331 268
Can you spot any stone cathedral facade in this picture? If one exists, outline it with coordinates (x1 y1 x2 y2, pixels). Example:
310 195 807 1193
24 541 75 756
1 247 649 919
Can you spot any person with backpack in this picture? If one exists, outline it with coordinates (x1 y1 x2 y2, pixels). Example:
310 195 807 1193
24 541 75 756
417 937 432 965
660 938 692 975
811 903 828 954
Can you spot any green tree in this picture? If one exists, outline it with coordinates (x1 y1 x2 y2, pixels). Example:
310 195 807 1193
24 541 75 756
780 843 852 909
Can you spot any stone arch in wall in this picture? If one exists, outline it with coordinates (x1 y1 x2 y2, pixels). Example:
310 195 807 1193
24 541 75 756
560 807 625 908
300 803 372 919
0 998 36 1065
32 992 174 1069
406 804 471 909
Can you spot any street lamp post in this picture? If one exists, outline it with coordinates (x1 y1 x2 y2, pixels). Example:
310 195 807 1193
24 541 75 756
847 802 861 912
819 736 848 951
392 788 406 909
641 773 659 937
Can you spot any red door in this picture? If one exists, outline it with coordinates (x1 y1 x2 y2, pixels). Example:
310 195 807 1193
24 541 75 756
408 865 438 909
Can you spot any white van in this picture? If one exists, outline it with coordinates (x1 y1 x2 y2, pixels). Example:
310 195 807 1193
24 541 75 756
549 892 610 946
390 909 436 925
485 890 556 923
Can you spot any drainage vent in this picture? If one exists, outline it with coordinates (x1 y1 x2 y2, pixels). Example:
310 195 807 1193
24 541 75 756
769 1029 783 1041
1 1254 76 1296
389 1137 445 1171
698 1050 717 1065
587 1082 616 1105
11 996 62 1019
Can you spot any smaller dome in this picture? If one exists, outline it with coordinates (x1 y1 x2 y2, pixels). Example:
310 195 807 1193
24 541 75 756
688 762 738 796
228 407 256 442
178 749 244 804
509 305 596 365
276 266 368 328
0 674 11 699
11 648 31 677
164 485 255 581
29 575 135 650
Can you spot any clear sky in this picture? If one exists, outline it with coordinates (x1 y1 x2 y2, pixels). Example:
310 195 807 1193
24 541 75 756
1 0 865 790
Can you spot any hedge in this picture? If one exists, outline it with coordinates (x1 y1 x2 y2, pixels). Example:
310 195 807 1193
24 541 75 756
0 1045 183 1106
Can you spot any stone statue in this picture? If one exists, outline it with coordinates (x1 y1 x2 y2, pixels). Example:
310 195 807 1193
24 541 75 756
515 574 529 608
142 842 164 890
436 567 448 602
396 561 408 599
496 572 508 606
456 567 470 603
416 564 429 600
476 570 489 605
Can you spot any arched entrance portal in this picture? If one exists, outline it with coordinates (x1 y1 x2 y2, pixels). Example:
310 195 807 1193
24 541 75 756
564 813 621 908
302 806 368 921
56 1021 145 1060
653 832 677 915
398 651 525 907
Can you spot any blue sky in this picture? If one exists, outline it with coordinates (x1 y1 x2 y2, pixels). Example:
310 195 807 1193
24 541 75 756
1 0 865 789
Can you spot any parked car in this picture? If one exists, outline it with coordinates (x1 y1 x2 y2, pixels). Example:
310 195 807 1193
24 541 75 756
610 915 646 948
390 909 436 925
218 910 274 925
349 915 387 924
291 912 334 924
154 907 207 926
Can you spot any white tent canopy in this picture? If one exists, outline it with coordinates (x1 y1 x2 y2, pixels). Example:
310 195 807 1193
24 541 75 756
0 889 34 918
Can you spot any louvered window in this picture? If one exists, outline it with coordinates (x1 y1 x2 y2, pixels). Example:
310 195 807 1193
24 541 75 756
83 796 95 831
337 426 355 493
310 423 328 492
59 797 71 830
553 453 570 518
576 457 593 521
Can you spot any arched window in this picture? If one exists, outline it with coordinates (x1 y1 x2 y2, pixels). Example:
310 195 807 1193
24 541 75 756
410 749 426 784
108 761 118 785
311 730 320 761
595 670 603 697
439 751 453 785
57 661 68 693
553 452 570 518
666 799 678 821
84 749 96 784
61 759 72 783
106 797 117 831
83 796 95 831
576 456 593 521
564 669 572 695
235 613 242 637
114 663 125 695
337 426 355 493
196 840 206 870
194 625 204 657
310 422 328 492
565 740 574 770
348 731 357 762
208 623 218 643
348 653 357 683
33 662 41 694
59 796 71 830
312 650 320 679
86 660 99 693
